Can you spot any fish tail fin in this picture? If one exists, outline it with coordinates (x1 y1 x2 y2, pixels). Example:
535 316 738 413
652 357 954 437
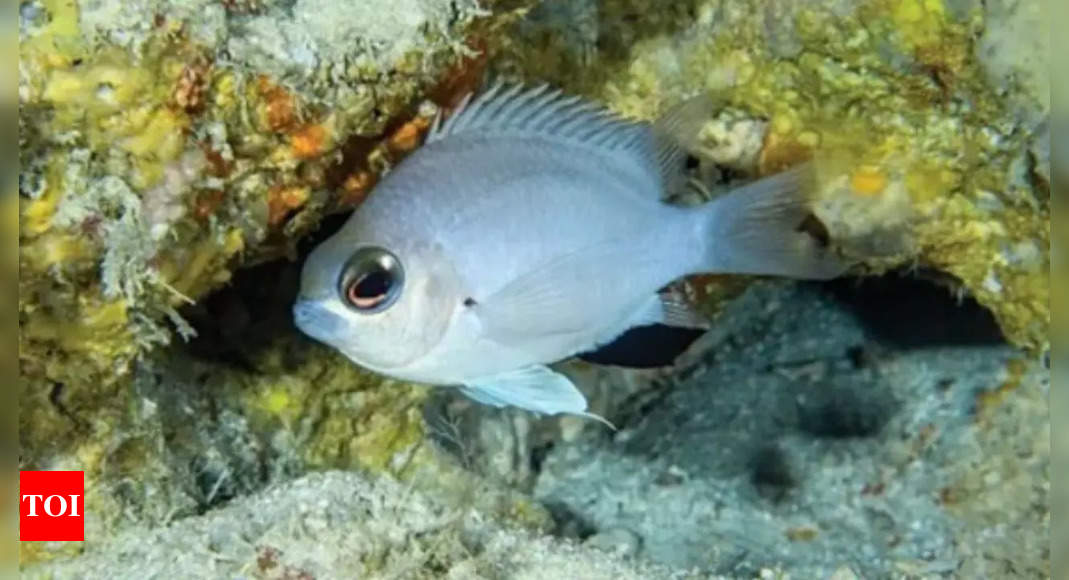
696 162 848 280
652 92 847 279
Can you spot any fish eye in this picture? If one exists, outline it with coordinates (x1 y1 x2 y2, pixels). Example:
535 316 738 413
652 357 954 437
338 247 404 313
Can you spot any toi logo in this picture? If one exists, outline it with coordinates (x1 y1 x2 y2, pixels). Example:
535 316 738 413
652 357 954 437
19 471 85 541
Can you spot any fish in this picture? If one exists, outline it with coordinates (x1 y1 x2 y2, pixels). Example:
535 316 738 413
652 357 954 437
292 81 848 423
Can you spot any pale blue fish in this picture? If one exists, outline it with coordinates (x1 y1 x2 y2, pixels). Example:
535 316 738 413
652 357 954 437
292 82 847 423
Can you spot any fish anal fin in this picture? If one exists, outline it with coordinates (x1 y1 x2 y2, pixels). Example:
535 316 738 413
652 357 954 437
623 292 709 331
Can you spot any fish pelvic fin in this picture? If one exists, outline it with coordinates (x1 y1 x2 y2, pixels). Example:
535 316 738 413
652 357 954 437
697 162 850 280
458 365 616 429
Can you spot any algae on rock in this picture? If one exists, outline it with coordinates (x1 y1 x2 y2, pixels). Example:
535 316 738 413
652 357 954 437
17 0 526 563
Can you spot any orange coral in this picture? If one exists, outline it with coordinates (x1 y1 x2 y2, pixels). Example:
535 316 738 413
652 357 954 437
257 75 298 132
201 143 232 177
290 124 329 160
387 116 430 154
757 133 813 175
429 36 489 111
267 185 310 226
679 273 750 318
340 171 376 207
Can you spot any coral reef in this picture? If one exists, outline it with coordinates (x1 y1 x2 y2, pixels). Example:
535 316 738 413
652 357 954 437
18 0 517 409
16 247 552 566
498 0 1050 353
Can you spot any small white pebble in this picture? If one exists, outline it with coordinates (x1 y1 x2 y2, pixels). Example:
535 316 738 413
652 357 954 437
829 565 859 580
95 84 117 105
982 272 1003 294
558 415 587 442
583 527 640 558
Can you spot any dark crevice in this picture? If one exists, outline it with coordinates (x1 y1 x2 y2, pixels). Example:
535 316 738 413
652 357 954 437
817 268 1006 349
749 444 796 503
530 441 555 474
178 210 352 367
542 500 597 541
797 387 896 440
578 324 705 368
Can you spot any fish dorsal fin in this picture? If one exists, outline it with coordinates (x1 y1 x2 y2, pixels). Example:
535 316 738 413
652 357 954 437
426 81 723 198
650 92 721 198
426 80 651 156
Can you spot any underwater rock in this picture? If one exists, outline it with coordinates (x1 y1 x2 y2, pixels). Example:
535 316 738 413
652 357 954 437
531 281 1049 577
21 470 705 580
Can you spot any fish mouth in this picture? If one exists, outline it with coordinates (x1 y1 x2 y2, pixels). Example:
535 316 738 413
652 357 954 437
292 299 345 342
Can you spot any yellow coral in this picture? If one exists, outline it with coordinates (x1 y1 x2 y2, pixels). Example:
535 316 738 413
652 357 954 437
34 40 196 198
234 342 431 476
850 166 888 196
21 0 85 67
120 108 189 160
904 160 961 204
161 229 247 299
44 64 153 110
21 195 59 238
888 0 949 50
263 388 293 416
22 298 134 363
21 234 91 268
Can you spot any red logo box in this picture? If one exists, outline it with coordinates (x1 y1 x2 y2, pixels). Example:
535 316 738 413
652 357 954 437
19 471 84 541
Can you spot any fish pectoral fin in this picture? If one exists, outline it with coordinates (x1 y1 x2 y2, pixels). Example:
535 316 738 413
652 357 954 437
475 237 659 343
458 366 615 428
